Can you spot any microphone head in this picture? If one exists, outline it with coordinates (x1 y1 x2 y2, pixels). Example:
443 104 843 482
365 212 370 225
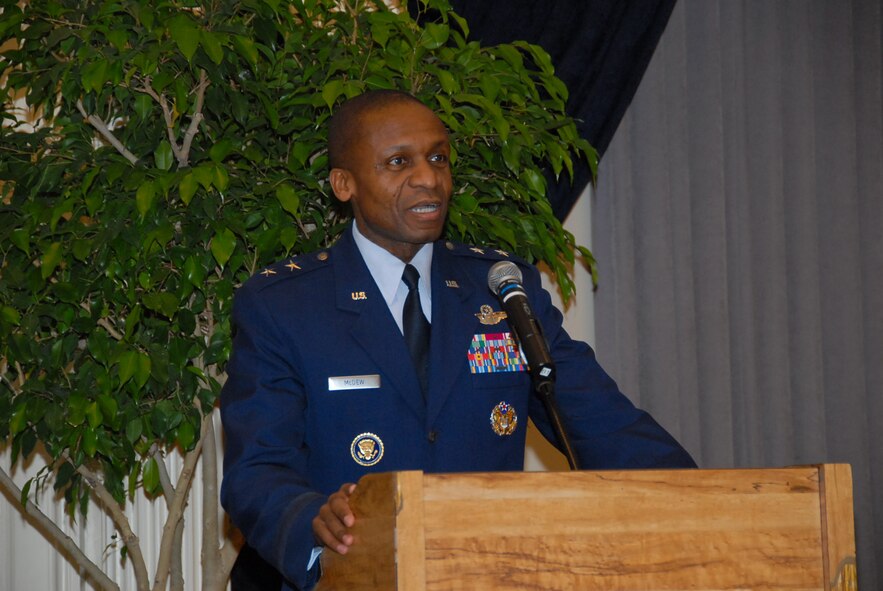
488 260 523 295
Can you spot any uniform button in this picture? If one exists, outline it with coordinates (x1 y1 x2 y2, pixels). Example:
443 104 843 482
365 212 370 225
427 430 438 443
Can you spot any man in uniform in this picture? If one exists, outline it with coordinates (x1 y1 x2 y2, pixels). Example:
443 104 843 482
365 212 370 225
220 90 695 591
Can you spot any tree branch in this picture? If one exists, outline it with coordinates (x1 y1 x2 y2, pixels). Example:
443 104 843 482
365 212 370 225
151 445 175 501
137 70 209 169
178 70 209 168
137 81 181 162
73 459 151 591
150 422 205 591
75 100 138 165
0 466 119 591
149 445 184 591
200 410 220 579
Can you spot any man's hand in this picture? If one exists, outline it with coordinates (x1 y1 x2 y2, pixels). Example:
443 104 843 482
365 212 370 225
312 483 357 554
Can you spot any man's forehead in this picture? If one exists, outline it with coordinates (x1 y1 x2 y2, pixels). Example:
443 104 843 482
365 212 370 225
360 101 447 133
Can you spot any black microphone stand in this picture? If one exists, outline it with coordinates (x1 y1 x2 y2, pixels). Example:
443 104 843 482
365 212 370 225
534 379 580 470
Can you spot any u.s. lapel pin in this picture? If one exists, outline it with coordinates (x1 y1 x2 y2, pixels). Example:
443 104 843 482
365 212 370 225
475 304 507 325
445 279 460 288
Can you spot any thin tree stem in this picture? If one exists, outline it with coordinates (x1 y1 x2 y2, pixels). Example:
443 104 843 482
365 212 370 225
75 100 138 165
0 466 120 591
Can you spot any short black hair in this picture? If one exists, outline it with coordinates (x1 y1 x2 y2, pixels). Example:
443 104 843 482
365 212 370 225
327 89 429 170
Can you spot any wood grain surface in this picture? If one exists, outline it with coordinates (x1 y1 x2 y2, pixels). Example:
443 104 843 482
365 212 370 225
318 466 856 591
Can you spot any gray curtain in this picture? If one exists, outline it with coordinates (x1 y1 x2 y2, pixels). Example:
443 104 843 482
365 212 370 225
592 0 882 587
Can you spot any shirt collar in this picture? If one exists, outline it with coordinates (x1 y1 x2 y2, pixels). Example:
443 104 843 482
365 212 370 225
351 221 434 309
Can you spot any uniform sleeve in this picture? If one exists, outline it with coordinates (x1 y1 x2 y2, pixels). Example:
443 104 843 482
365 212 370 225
220 282 326 590
521 265 697 470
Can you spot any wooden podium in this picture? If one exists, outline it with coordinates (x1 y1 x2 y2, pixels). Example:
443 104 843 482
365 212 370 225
316 465 856 591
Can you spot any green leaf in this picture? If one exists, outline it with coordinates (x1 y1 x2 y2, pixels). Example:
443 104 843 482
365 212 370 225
142 292 178 319
86 401 102 428
232 35 258 67
209 139 234 162
41 242 63 279
10 228 30 254
97 395 119 427
210 228 236 267
125 417 143 444
136 181 156 218
134 93 152 120
183 255 205 287
82 427 98 456
179 172 198 205
193 165 214 190
81 60 109 93
275 184 300 216
213 165 229 191
154 141 174 171
169 15 199 61
9 405 27 436
118 350 139 386
321 80 344 109
1 306 21 326
135 352 151 389
176 420 196 450
143 457 160 493
200 30 224 64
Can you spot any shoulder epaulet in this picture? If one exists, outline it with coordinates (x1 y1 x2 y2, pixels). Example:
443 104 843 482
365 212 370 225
441 240 527 265
247 249 332 291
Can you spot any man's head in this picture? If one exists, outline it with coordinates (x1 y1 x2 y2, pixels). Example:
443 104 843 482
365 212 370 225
328 90 452 262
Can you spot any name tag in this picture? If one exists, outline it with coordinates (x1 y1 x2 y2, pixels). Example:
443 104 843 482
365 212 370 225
328 374 381 391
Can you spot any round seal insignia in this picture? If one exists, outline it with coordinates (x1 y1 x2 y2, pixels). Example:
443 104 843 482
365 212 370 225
350 432 384 466
490 401 518 436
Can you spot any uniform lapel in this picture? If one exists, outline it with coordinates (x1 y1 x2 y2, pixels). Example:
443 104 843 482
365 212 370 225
426 243 483 425
332 230 426 421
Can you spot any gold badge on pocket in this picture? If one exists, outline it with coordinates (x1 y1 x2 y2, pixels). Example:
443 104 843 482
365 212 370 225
490 401 517 436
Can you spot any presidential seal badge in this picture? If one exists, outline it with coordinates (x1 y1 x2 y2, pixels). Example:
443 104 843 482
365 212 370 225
490 401 518 436
475 304 507 326
350 432 384 466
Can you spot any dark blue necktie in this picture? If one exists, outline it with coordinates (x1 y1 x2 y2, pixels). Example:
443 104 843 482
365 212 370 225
402 264 430 398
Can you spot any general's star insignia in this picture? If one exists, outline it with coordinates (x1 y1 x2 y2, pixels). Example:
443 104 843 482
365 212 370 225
494 249 509 257
475 304 507 325
285 260 301 271
470 247 485 255
260 268 277 276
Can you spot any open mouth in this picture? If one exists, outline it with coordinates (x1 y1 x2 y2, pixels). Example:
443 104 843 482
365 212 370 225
410 203 441 214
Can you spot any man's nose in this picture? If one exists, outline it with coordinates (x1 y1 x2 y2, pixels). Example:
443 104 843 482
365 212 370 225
409 159 440 188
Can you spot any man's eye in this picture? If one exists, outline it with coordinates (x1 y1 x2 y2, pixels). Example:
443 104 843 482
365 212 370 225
388 156 406 167
429 154 448 164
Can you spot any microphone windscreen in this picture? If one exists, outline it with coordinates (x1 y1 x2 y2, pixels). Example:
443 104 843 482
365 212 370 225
487 261 523 295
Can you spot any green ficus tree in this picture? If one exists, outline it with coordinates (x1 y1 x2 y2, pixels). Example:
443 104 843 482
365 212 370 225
0 0 596 589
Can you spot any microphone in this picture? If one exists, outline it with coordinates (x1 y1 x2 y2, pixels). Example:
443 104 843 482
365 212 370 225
488 260 579 469
487 261 555 386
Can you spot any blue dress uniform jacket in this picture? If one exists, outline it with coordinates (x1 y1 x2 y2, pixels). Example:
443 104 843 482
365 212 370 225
220 226 695 591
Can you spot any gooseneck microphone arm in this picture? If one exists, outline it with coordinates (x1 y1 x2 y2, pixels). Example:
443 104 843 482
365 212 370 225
488 261 581 470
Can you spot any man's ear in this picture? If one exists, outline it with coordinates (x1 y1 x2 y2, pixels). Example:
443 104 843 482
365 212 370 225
329 168 354 203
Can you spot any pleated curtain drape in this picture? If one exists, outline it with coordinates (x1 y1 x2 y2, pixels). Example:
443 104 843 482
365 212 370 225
592 1 883 586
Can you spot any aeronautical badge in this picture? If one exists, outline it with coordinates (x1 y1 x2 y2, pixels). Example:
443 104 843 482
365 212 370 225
490 401 518 436
350 432 384 466
475 304 507 326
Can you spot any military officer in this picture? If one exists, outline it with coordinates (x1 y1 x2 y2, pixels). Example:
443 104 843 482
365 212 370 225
220 90 695 591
